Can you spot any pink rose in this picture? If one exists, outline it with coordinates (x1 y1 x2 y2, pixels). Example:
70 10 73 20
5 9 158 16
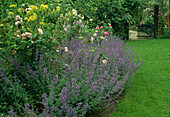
21 33 26 37
94 27 99 30
38 28 43 35
104 31 109 35
100 26 103 29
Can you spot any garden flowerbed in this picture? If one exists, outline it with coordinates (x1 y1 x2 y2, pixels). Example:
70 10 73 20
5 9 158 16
0 1 143 117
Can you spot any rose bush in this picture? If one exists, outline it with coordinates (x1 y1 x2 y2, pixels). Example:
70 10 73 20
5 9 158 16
1 2 89 63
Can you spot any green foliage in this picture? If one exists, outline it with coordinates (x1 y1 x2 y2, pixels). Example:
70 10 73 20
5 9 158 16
157 29 170 39
0 2 89 64
141 0 169 37
70 0 151 39
0 52 54 115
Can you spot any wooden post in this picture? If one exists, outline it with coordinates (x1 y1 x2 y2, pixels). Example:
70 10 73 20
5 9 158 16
154 5 159 39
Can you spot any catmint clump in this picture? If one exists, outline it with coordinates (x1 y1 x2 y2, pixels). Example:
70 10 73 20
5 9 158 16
2 35 142 116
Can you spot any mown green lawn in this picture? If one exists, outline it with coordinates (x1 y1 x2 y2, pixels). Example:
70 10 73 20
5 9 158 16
112 39 170 117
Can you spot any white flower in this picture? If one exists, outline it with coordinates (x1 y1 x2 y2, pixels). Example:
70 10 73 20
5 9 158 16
78 14 81 17
56 49 59 52
38 28 43 35
21 33 26 37
72 9 77 13
31 41 34 44
15 15 21 20
20 19 23 23
79 19 82 23
72 9 77 16
60 14 63 17
102 60 107 65
90 37 94 43
25 8 32 12
25 32 32 36
89 19 93 21
15 21 20 25
22 36 26 40
16 30 20 33
64 47 68 52
16 35 20 38
73 12 77 16
14 33 20 38
64 28 67 32
100 36 104 39
108 23 111 25
93 33 97 36
25 32 32 38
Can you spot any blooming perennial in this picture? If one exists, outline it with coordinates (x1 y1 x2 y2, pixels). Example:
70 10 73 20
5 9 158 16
28 13 37 22
8 12 14 15
9 4 17 7
30 5 38 11
102 59 107 65
38 28 43 35
40 4 48 10
56 6 60 12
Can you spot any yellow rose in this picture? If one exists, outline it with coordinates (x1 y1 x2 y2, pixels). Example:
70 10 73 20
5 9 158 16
17 8 22 13
10 4 17 7
24 17 28 20
28 13 37 22
68 11 71 16
40 4 48 10
44 5 48 9
40 22 44 25
26 11 31 15
8 11 14 15
52 9 56 12
56 6 60 12
30 5 38 11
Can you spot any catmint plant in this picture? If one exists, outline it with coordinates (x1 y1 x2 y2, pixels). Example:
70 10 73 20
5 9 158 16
2 35 142 116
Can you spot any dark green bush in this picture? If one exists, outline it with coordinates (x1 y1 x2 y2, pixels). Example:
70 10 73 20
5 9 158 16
70 0 147 40
158 29 170 39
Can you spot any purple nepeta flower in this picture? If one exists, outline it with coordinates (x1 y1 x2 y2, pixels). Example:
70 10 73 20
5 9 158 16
8 107 14 117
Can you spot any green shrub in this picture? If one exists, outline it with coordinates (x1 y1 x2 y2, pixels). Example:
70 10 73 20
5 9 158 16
70 0 148 39
0 2 89 64
157 29 170 39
